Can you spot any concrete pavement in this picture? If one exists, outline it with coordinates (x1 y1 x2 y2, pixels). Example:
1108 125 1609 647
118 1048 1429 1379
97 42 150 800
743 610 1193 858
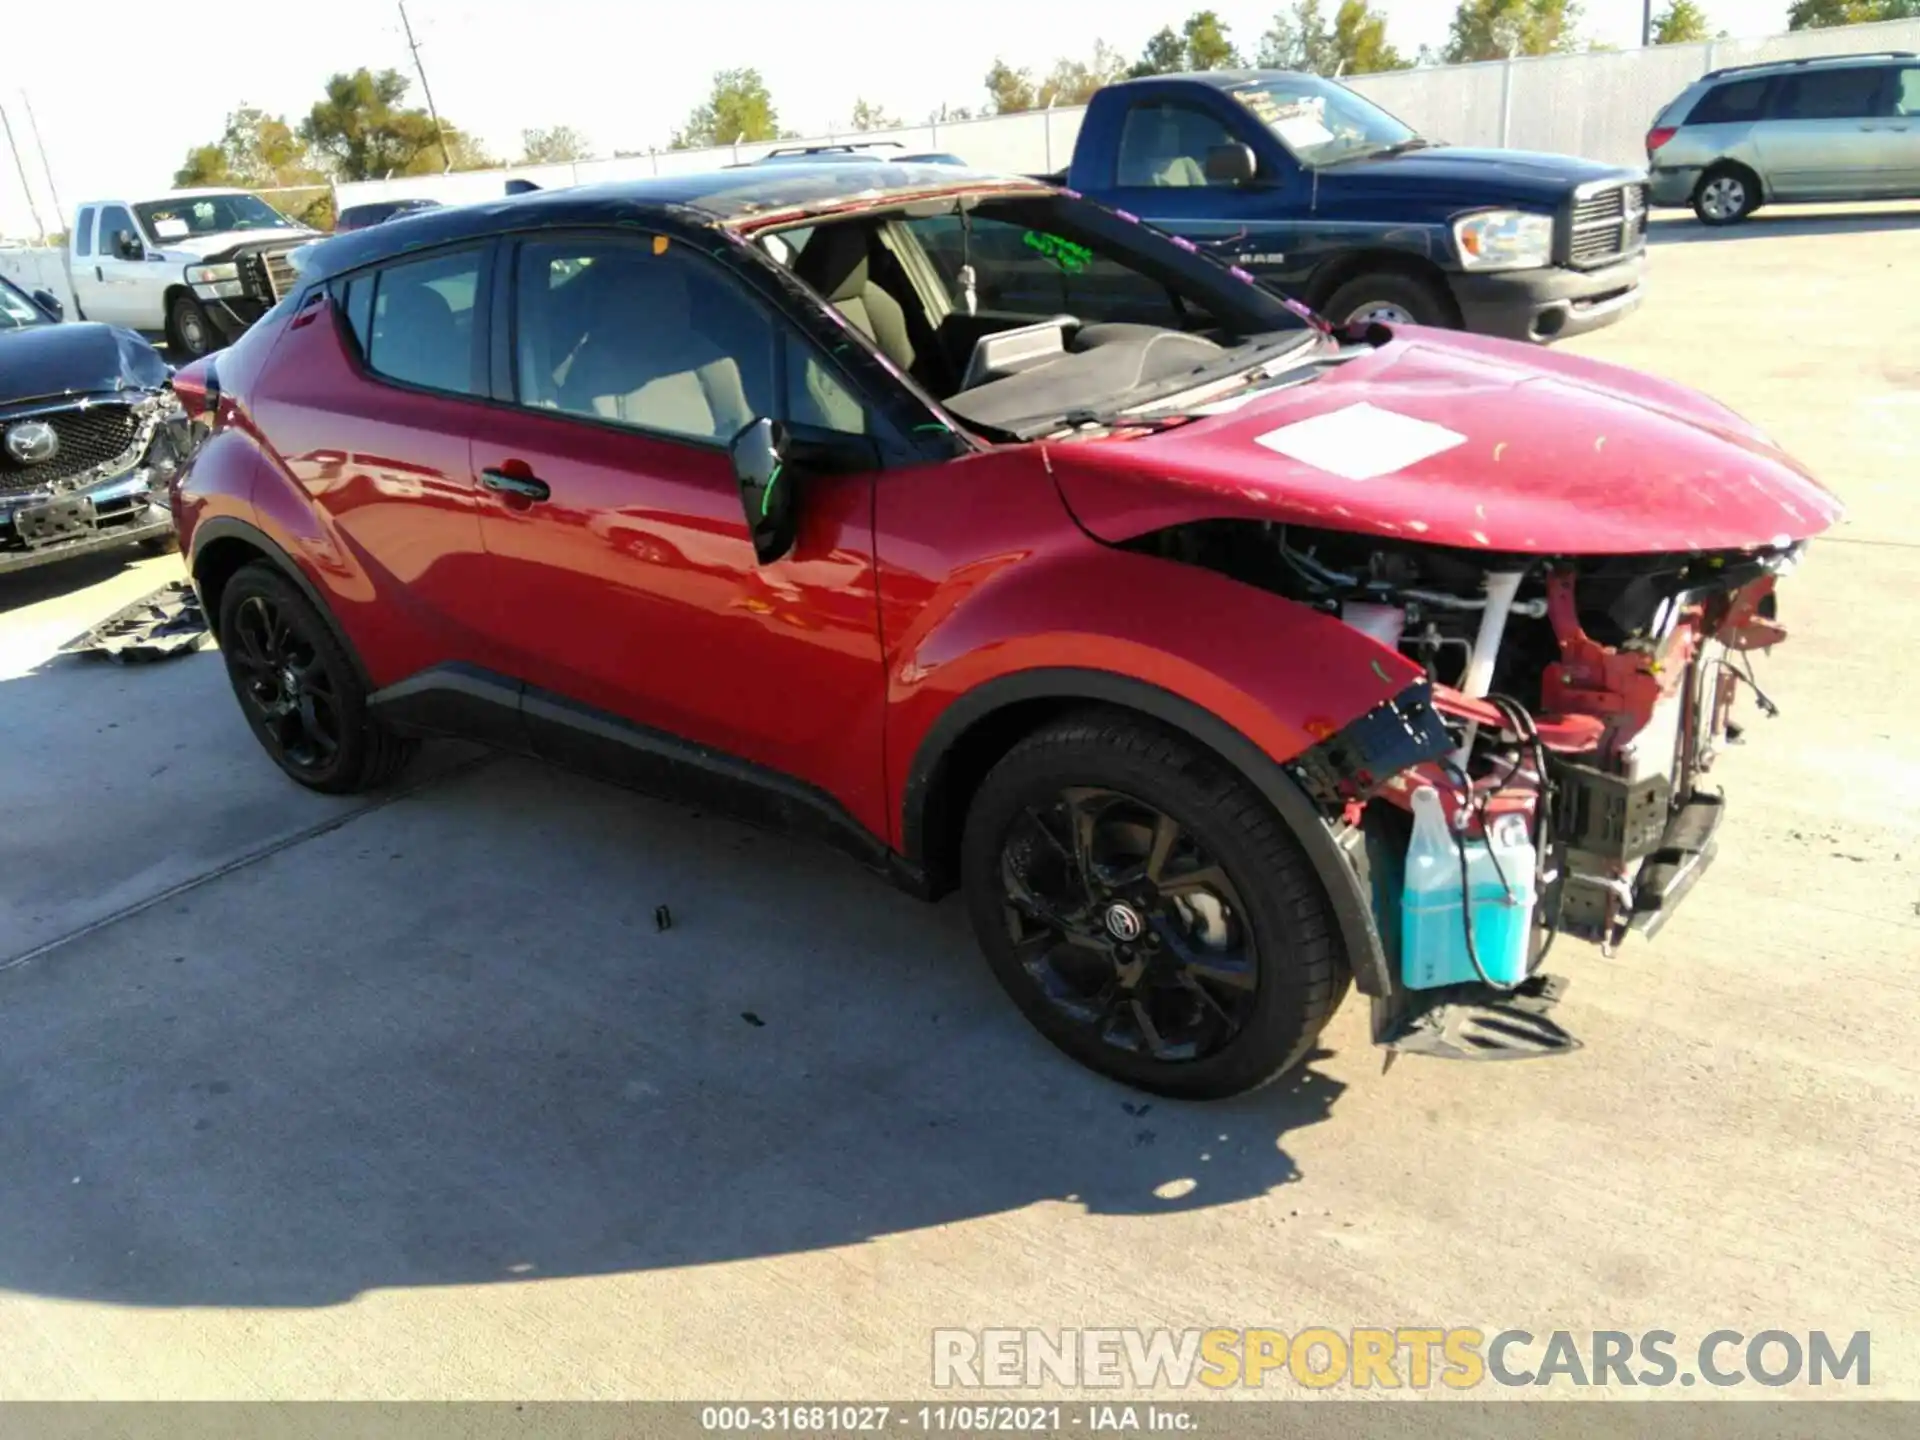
0 205 1915 1402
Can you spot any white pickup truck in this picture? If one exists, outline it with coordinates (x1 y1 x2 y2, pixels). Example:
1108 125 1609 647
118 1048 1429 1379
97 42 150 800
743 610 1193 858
67 189 317 357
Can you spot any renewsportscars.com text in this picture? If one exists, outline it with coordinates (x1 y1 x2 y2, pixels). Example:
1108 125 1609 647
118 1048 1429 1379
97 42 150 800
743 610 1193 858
931 1328 1872 1390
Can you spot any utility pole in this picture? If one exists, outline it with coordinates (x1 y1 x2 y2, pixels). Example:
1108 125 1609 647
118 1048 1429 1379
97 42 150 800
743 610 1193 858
397 0 452 172
0 102 47 242
1643 0 1655 47
20 92 62 224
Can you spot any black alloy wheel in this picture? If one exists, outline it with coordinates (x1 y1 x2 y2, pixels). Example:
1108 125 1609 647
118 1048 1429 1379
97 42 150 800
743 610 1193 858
227 590 343 774
998 787 1260 1064
962 711 1348 1098
215 562 417 793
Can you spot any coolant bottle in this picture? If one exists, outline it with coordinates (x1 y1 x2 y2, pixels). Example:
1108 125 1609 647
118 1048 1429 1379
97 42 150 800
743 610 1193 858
1401 786 1537 990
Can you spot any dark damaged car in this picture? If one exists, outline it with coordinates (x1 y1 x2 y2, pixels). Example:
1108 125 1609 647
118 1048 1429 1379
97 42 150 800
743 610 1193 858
170 164 1839 1098
0 277 193 577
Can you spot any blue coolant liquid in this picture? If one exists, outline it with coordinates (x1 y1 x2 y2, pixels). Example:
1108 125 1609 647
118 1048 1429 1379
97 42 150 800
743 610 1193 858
1401 786 1536 990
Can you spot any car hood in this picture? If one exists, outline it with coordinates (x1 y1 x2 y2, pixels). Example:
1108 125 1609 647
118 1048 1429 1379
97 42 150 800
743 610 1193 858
0 322 170 410
1313 146 1641 211
1046 329 1842 556
161 228 314 262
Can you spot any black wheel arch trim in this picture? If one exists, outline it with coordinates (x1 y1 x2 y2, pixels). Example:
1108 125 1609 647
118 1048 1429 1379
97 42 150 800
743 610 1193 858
901 667 1391 997
188 515 374 693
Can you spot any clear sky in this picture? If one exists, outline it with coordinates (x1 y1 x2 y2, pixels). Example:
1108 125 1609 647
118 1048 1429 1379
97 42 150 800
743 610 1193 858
2 0 1805 239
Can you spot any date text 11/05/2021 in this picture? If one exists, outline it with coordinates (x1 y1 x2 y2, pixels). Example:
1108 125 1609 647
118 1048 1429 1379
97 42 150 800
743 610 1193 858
700 1408 1192 1433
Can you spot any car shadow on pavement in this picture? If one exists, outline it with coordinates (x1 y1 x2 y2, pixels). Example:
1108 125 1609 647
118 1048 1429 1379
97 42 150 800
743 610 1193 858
0 552 146 613
1648 207 1920 245
0 729 1348 1309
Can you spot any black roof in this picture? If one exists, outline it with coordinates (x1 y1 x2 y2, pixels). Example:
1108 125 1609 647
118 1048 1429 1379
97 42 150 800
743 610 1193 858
302 161 1038 283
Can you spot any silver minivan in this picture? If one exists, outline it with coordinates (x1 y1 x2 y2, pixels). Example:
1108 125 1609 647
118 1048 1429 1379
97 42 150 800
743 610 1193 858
1647 50 1920 224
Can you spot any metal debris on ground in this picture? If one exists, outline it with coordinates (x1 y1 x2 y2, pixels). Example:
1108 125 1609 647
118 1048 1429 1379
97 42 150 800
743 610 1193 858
58 580 209 662
654 904 673 932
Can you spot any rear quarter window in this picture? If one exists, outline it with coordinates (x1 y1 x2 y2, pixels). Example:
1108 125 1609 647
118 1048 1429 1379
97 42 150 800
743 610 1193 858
74 207 95 257
1687 78 1770 126
1770 67 1888 121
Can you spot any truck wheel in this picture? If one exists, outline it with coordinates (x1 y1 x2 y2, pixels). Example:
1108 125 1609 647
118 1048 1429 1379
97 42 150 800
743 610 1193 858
1321 272 1454 329
167 294 218 358
215 562 417 794
1692 165 1759 226
960 710 1348 1099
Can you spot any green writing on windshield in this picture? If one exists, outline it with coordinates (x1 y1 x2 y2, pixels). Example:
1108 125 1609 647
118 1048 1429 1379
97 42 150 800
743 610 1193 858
1022 230 1094 275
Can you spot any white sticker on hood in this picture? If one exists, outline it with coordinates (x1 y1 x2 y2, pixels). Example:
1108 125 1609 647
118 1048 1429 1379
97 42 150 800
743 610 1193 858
1253 402 1466 481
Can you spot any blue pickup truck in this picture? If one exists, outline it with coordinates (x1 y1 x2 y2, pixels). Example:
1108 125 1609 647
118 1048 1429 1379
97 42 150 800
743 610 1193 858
1044 71 1649 343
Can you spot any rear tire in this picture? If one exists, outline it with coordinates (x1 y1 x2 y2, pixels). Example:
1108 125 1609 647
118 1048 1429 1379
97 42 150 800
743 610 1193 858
960 710 1349 1099
1692 165 1759 225
1320 271 1455 330
215 562 416 794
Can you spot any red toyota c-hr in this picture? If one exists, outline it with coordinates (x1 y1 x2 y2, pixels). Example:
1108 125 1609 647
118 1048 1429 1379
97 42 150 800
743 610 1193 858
170 165 1838 1097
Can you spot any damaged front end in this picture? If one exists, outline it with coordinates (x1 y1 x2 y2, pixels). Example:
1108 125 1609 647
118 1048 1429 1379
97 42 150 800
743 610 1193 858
1128 520 1804 1061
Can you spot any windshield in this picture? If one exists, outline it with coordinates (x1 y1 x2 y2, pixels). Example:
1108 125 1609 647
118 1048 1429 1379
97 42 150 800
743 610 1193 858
0 279 51 331
135 193 296 242
758 191 1317 439
1228 76 1419 167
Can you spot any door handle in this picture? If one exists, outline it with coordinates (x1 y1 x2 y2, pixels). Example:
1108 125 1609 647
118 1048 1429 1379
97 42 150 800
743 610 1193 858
95 266 104 282
480 468 550 501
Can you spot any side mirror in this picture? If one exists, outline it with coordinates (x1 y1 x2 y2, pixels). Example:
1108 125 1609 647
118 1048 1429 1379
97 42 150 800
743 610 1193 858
1204 143 1259 187
30 289 63 319
113 229 143 261
730 417 797 565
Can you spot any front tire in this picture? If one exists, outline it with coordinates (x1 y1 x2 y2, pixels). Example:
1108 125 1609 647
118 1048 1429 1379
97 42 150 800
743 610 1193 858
215 562 416 794
1692 165 1759 225
960 711 1349 1099
167 293 219 358
1320 271 1455 330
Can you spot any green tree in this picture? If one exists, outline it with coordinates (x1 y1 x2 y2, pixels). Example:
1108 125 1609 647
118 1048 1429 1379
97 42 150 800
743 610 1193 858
1651 1 1712 41
174 105 322 189
670 68 783 149
1036 41 1131 106
1259 2 1406 74
519 126 592 163
1330 1 1407 72
848 98 901 131
1129 26 1189 76
428 130 499 174
1183 9 1243 68
1442 0 1583 62
1787 0 1917 24
299 69 450 179
984 58 1038 113
1259 0 1335 71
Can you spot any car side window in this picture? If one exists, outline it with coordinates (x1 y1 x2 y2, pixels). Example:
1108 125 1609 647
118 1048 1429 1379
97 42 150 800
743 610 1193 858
1896 68 1920 118
99 205 140 259
1117 102 1240 187
1689 79 1769 126
74 208 95 258
1771 67 1887 121
357 249 483 395
514 237 795 446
